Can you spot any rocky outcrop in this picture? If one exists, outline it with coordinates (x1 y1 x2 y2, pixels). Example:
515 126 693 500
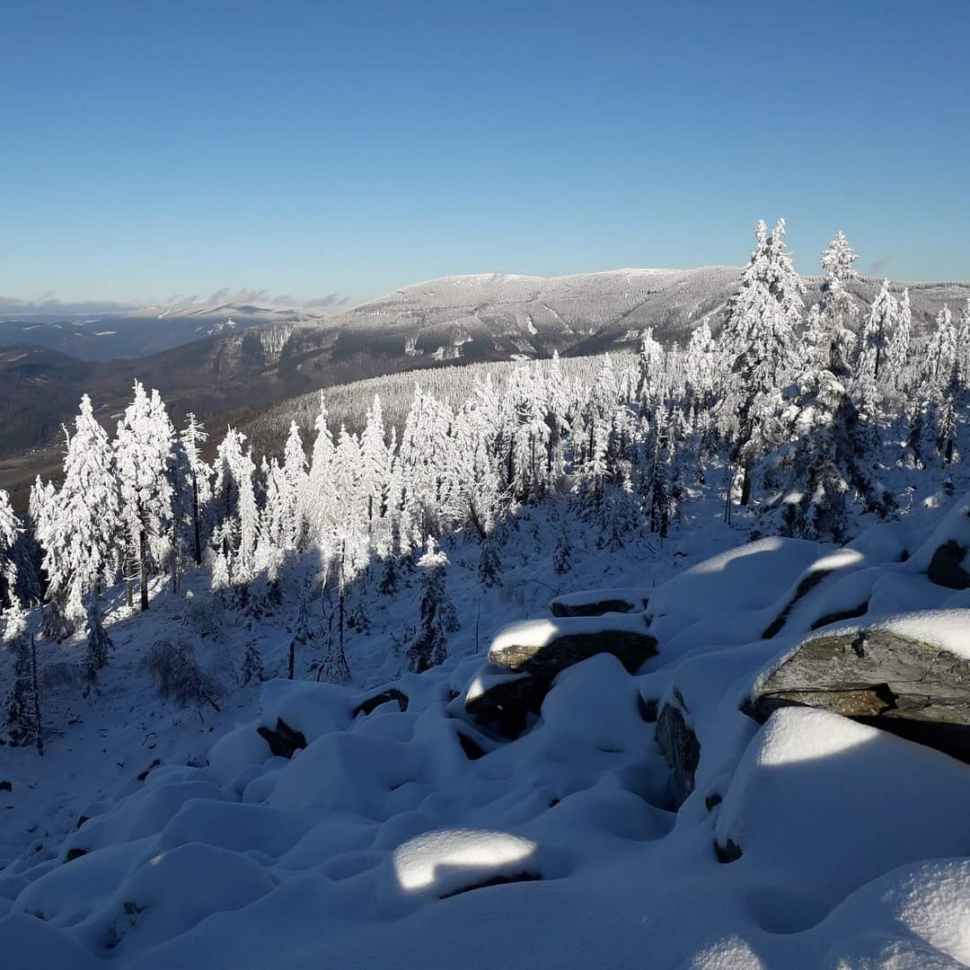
257 718 307 759
352 688 409 718
747 628 970 763
655 697 700 806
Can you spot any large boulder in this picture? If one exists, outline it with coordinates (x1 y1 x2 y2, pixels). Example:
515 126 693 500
465 614 657 739
488 615 657 678
549 588 648 618
655 694 700 806
463 666 548 739
747 616 970 763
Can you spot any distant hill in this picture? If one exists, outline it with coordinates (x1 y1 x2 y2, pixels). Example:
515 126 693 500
0 299 333 362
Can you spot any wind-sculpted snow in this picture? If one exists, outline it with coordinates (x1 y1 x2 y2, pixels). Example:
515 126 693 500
6 513 970 967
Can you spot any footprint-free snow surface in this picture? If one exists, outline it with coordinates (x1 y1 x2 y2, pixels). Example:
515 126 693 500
5 509 970 968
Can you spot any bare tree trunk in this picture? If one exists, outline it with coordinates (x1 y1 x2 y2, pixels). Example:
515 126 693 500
739 462 752 507
139 526 150 612
192 473 202 566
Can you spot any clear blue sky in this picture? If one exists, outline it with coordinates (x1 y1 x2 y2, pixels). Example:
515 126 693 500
1 0 968 307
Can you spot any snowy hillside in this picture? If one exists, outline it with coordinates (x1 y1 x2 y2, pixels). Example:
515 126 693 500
5 485 970 968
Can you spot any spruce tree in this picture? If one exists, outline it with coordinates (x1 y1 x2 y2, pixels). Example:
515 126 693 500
407 538 455 673
3 600 40 750
115 382 175 611
553 518 572 574
0 489 20 616
719 218 805 505
39 395 120 625
179 414 213 567
477 537 503 587
84 593 113 680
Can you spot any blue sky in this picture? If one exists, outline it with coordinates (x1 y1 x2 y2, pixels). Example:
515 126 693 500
1 0 968 307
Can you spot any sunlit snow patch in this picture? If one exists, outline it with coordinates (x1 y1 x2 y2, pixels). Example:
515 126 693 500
393 830 539 896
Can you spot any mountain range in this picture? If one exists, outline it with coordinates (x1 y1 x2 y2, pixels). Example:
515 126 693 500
1 267 967 504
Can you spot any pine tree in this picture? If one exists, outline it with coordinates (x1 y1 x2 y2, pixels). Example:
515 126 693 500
39 395 121 626
407 538 455 673
359 396 391 533
212 429 258 584
281 421 308 548
3 600 40 750
0 489 20 616
115 382 175 611
552 518 572 574
304 394 336 545
922 305 958 394
477 537 503 587
179 414 213 567
886 288 912 392
288 580 315 680
812 230 859 377
719 218 805 505
241 641 266 685
857 280 897 386
84 593 113 680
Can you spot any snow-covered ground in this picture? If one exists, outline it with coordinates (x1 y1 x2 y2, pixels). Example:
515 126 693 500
3 478 970 969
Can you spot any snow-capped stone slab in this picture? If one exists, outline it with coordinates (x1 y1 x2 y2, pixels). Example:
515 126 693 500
549 587 648 618
488 615 657 677
748 610 970 762
715 707 970 926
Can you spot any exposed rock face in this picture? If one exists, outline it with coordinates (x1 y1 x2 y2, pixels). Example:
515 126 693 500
489 623 657 678
352 688 409 718
656 700 700 806
927 539 970 590
257 718 307 759
748 629 970 763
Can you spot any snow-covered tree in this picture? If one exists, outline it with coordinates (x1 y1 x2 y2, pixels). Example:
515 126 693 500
857 280 897 386
115 382 175 611
84 593 113 680
719 218 805 504
178 414 213 566
0 489 20 616
477 537 503 587
39 395 121 626
885 288 912 392
3 600 41 751
212 428 258 584
922 305 958 393
407 537 456 673
809 230 859 377
281 421 308 548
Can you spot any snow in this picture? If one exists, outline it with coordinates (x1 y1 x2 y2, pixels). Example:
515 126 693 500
648 536 825 618
548 586 648 612
390 830 539 895
7 482 970 967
